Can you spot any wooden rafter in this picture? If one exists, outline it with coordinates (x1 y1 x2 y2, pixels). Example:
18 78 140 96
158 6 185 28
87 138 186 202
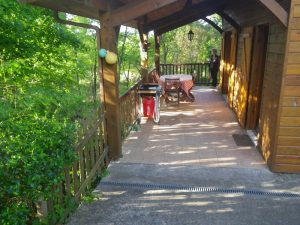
156 9 215 35
144 0 224 32
202 17 223 33
79 0 108 11
111 0 179 27
217 11 241 31
18 0 120 18
256 0 288 27
19 0 103 19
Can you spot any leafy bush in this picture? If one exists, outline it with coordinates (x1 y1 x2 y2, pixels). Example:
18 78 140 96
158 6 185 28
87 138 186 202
0 116 76 224
0 1 99 224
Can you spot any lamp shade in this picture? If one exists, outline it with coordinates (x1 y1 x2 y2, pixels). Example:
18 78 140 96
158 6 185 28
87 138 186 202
105 51 118 64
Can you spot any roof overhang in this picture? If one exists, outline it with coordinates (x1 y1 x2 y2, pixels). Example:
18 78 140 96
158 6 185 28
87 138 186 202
19 0 288 33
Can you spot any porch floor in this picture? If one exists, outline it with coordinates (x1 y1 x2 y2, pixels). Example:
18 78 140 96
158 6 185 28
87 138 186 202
67 87 300 225
121 86 264 168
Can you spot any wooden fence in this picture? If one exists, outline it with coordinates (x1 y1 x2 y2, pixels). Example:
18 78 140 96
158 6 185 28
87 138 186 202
119 79 142 140
160 63 217 85
36 106 108 223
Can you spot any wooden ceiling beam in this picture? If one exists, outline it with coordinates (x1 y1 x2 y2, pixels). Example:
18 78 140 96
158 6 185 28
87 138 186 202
19 0 101 19
111 0 179 27
156 10 215 35
18 0 121 17
217 10 241 31
256 0 288 27
144 0 224 32
79 0 108 11
202 17 223 33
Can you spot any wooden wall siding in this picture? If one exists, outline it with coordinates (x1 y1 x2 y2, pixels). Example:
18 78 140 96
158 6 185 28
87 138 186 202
227 30 238 108
254 21 287 164
273 0 300 173
222 0 291 31
246 25 269 129
219 33 226 91
221 32 232 94
222 0 290 168
233 27 254 127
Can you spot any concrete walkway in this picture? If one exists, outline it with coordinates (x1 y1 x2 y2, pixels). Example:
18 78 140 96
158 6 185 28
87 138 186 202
67 87 300 225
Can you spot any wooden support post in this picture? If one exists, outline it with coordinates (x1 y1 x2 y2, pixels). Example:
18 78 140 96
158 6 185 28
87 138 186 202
138 26 149 83
154 31 160 75
99 9 122 160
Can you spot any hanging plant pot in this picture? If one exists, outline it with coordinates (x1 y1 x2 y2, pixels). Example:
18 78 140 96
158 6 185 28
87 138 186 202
99 48 107 58
105 51 118 64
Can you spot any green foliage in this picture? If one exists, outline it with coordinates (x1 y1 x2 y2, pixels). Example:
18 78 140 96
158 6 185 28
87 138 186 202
0 1 223 223
118 27 142 95
0 1 100 224
160 15 222 64
0 116 76 224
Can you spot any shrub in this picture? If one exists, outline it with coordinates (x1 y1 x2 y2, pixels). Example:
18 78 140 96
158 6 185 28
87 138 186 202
0 115 76 224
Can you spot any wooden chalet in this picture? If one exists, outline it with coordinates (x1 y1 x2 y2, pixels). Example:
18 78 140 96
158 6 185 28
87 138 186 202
19 0 300 173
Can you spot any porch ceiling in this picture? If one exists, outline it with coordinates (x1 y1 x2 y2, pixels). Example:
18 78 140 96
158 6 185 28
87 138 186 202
19 0 288 33
19 0 231 29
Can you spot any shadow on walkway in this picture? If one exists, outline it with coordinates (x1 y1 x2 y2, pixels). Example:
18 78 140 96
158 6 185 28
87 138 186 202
67 87 300 225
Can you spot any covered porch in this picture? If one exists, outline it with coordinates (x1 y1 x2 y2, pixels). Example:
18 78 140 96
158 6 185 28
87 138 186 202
20 0 300 173
17 0 300 222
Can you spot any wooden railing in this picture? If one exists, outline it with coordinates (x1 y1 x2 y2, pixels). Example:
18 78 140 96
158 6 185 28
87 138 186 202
160 63 216 85
37 107 108 223
119 79 142 140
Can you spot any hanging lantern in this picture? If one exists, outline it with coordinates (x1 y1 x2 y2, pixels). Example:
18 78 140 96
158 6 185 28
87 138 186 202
188 29 194 41
105 51 118 64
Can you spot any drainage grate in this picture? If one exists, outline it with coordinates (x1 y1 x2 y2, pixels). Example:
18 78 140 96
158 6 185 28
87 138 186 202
101 181 300 198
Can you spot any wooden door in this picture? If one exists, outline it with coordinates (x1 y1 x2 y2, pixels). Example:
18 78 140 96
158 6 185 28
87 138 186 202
246 25 269 129
221 32 232 94
228 30 238 108
219 33 225 90
236 27 254 127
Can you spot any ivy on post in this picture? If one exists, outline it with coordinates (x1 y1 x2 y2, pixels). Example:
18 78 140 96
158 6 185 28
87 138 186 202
99 4 122 161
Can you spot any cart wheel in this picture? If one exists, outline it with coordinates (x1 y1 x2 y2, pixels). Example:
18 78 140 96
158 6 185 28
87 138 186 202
153 97 160 124
153 110 160 124
137 117 141 125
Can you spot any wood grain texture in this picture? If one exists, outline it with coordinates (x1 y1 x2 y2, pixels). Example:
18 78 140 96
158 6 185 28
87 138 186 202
275 155 300 164
277 146 300 154
271 164 300 173
100 8 122 160
111 0 178 26
281 107 300 116
278 136 300 146
280 117 300 126
279 127 300 136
